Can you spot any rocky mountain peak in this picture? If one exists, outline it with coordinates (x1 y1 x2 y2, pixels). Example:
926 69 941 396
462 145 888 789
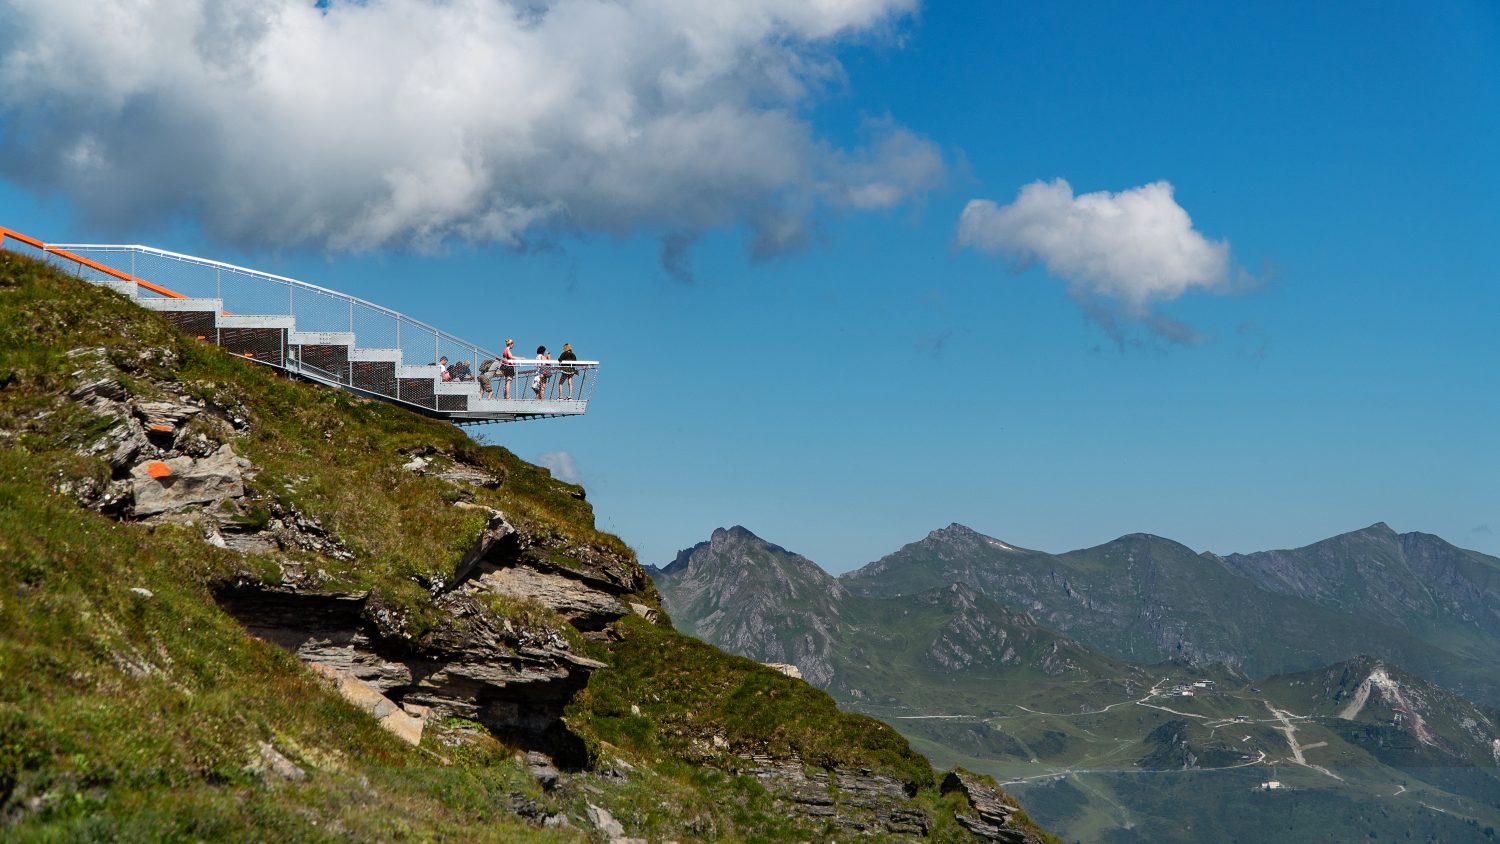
712 524 775 549
648 527 846 687
930 522 978 540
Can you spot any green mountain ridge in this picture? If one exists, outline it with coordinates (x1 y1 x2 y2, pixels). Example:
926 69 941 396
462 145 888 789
1216 522 1500 644
653 524 1500 843
842 522 1500 708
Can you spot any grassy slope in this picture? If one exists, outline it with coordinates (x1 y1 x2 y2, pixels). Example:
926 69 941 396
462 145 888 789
0 253 1057 842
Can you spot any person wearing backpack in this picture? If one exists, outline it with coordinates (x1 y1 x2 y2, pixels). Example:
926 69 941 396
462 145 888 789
478 356 498 398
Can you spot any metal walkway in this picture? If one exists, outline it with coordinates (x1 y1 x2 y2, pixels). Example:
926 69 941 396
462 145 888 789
0 227 597 424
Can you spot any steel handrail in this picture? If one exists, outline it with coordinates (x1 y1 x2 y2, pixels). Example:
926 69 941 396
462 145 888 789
53 242 503 362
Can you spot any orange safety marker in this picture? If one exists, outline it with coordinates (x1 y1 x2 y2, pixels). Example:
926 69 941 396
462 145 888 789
148 423 174 433
146 461 173 479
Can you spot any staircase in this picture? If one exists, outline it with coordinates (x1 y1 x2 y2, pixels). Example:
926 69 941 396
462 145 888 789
0 227 596 424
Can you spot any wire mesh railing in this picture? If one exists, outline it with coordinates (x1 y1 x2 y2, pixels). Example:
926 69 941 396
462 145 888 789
0 229 598 422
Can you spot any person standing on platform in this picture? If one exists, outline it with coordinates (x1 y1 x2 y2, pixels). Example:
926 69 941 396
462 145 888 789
531 345 551 400
500 338 518 399
557 343 578 400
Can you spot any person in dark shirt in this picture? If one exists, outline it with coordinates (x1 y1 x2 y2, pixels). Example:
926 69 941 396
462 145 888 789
448 359 472 381
557 343 578 400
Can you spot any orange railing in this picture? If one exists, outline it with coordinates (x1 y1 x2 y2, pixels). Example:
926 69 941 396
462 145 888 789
0 225 189 300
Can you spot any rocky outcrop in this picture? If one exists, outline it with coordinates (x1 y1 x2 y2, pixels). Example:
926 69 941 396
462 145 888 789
475 565 628 632
731 757 1047 842
940 770 1042 843
213 519 624 762
735 755 930 837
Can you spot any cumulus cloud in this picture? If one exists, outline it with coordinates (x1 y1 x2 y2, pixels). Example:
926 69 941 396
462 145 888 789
536 450 580 483
956 179 1239 343
0 0 941 270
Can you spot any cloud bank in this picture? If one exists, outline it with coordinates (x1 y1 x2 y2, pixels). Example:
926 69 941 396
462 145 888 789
0 0 941 265
956 179 1237 343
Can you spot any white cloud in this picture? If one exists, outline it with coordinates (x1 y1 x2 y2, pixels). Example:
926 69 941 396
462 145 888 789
956 179 1238 341
0 0 940 266
537 450 581 483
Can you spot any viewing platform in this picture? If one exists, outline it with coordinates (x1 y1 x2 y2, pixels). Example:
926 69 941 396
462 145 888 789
0 227 596 424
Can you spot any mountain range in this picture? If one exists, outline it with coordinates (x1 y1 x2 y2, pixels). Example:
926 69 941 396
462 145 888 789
649 522 1500 843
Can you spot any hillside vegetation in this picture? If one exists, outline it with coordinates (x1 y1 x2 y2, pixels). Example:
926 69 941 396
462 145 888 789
0 252 1056 842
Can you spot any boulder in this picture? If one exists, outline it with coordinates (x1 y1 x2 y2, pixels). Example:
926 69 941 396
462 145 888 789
586 803 625 838
255 741 307 781
307 663 424 746
130 443 245 516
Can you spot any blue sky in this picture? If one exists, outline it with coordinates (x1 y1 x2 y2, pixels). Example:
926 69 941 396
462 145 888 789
1 1 1496 570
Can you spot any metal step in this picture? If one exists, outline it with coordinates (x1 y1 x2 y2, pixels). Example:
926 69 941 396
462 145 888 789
289 330 356 346
137 296 224 313
219 314 295 330
350 347 402 363
397 364 443 378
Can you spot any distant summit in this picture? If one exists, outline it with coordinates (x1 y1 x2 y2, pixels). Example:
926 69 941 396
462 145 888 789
840 522 1037 599
650 525 846 686
1217 522 1500 639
